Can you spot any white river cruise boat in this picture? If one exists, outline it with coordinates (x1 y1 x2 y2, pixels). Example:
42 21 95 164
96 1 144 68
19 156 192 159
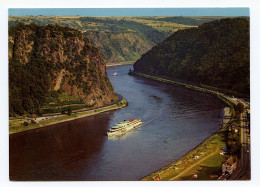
107 119 143 136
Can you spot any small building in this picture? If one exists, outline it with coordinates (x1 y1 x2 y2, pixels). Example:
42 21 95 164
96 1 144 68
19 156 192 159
222 156 237 175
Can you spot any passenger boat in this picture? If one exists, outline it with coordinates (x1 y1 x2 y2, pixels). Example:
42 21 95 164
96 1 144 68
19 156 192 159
107 119 142 136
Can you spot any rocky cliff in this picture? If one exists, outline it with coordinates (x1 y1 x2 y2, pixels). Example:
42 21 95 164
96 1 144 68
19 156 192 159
9 23 117 116
9 16 221 63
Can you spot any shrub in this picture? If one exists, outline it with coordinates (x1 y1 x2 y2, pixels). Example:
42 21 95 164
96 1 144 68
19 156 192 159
31 120 37 124
67 106 72 116
235 102 245 115
23 121 29 126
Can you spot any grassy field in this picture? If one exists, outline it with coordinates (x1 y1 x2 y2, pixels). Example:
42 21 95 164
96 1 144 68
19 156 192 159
8 16 205 32
129 17 196 33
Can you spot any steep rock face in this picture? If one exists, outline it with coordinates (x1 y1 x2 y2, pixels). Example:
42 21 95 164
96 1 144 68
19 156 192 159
87 31 154 63
134 18 249 97
9 23 117 115
8 16 175 63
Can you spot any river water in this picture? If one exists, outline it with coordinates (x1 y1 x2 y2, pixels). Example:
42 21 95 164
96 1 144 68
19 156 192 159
9 65 225 181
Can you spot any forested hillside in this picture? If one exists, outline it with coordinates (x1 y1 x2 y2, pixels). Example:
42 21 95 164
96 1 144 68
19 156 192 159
9 16 223 63
134 18 249 97
9 23 117 116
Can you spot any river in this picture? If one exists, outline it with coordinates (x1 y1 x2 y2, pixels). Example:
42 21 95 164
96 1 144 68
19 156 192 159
9 64 226 181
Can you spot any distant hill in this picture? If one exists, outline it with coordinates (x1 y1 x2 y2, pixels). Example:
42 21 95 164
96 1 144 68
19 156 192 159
134 18 249 97
9 23 117 116
140 16 220 26
8 16 224 63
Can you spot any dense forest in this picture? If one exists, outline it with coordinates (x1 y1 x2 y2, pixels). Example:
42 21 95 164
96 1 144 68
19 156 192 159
9 16 223 63
9 23 117 116
134 18 249 97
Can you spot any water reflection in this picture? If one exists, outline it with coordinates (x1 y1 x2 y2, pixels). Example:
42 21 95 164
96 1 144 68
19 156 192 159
10 113 114 180
107 131 140 141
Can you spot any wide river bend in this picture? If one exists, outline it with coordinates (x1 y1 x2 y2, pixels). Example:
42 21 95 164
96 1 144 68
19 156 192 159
10 65 225 181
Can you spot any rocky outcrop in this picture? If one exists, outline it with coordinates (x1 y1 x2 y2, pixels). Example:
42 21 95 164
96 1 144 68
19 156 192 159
9 23 117 115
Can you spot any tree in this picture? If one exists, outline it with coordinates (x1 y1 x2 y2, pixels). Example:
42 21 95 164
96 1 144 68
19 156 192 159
67 106 72 116
236 102 245 115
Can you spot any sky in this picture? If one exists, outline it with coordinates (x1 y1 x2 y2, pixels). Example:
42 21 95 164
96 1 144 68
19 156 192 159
8 8 249 17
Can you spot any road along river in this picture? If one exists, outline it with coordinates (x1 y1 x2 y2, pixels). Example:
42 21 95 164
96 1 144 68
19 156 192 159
9 65 226 181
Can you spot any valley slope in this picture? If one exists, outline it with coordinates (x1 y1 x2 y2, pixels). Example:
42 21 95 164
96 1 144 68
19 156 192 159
134 18 249 97
9 16 223 63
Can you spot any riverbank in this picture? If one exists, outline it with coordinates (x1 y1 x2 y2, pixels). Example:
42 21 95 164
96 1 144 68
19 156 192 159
9 97 127 135
106 61 135 67
141 106 233 181
130 72 239 110
129 72 239 180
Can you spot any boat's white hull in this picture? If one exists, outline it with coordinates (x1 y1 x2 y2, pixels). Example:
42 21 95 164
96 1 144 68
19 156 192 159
107 121 142 136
